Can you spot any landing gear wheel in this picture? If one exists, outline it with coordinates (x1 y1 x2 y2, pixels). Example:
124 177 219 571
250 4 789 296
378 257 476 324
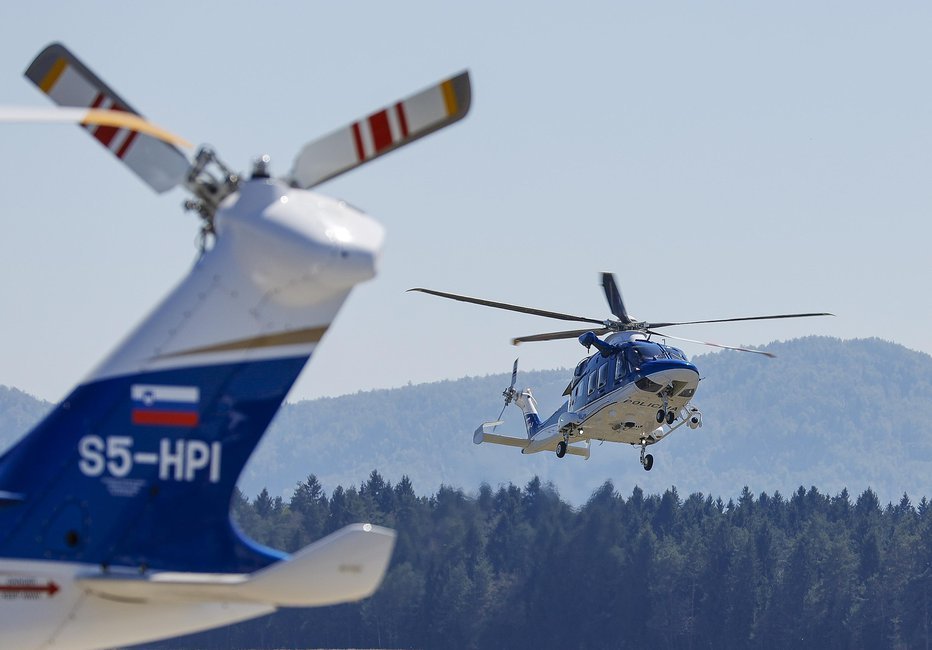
656 409 666 424
666 410 676 425
643 454 654 471
556 441 567 458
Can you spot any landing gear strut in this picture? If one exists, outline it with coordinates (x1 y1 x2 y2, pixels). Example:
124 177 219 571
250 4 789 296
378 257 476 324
658 385 677 425
639 439 654 471
555 426 579 459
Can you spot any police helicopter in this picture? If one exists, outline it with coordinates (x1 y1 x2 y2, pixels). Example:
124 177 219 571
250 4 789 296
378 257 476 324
0 43 470 650
410 274 830 471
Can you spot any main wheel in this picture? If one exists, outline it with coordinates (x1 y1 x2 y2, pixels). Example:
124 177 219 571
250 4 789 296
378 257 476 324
666 410 676 425
643 454 654 471
556 441 567 458
656 409 665 423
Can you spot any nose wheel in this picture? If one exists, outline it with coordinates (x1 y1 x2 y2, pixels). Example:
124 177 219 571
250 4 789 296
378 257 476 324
657 386 677 425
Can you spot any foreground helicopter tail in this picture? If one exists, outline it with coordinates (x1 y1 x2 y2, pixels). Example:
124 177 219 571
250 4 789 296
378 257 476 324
0 175 393 648
0 40 482 650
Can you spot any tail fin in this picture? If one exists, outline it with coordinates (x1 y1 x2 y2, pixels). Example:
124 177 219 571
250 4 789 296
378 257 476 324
0 178 383 574
514 389 542 438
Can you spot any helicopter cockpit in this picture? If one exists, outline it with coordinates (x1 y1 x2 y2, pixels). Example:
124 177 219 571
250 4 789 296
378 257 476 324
625 341 688 369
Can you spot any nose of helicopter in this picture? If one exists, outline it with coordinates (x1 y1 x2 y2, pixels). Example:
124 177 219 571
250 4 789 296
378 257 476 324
635 359 700 395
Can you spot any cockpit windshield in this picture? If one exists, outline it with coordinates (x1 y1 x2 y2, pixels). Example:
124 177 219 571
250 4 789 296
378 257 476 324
626 342 666 367
574 358 587 377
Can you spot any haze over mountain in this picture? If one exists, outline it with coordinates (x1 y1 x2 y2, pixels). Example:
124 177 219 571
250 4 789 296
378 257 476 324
1 337 929 506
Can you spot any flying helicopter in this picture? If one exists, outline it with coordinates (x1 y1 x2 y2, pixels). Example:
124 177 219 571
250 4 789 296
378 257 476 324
0 43 470 650
410 273 830 471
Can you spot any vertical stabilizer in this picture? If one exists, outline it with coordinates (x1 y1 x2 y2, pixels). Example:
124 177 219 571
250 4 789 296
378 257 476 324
514 389 542 438
0 179 383 574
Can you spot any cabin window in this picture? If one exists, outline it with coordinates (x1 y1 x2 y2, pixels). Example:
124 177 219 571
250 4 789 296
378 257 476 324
667 347 687 361
597 362 608 389
587 370 597 395
615 354 628 381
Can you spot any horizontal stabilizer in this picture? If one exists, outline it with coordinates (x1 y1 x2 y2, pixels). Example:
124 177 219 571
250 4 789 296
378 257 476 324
474 422 529 448
565 440 591 459
24 42 190 192
287 71 471 189
247 523 395 606
76 524 395 608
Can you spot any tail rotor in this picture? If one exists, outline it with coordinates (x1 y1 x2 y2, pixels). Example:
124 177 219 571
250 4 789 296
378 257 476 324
494 358 519 430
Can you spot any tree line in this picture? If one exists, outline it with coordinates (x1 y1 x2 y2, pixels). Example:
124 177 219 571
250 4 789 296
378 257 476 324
143 473 932 649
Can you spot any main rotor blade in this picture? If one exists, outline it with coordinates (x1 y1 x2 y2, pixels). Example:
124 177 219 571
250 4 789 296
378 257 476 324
647 312 834 329
646 330 776 358
287 71 471 189
601 272 632 324
512 327 612 345
408 288 606 326
0 107 192 148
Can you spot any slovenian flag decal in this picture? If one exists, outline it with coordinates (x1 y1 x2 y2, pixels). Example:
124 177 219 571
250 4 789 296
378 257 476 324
131 384 200 427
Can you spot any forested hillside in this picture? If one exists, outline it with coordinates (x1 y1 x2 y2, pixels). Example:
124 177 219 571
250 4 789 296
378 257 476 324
139 474 932 649
0 385 50 449
2 337 931 505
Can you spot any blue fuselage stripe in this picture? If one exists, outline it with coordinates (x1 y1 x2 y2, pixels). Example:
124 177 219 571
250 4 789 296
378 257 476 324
0 355 309 572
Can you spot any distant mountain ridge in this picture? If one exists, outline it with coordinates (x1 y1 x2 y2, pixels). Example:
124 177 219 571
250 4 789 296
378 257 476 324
2 337 930 505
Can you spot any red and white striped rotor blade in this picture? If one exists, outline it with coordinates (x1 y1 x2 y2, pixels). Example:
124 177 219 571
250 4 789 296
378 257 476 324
286 71 471 189
24 42 191 193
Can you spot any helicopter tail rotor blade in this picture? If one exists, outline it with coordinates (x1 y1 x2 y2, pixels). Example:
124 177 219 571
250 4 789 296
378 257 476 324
646 329 776 357
286 71 471 190
24 42 190 193
601 273 632 324
512 327 612 346
647 312 834 329
408 288 606 326
494 358 520 430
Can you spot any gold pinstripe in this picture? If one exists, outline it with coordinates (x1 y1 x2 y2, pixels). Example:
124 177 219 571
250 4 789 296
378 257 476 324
160 326 328 358
441 80 458 116
39 57 67 94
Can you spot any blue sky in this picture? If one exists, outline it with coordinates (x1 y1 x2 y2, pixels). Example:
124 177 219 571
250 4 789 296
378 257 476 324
1 2 930 403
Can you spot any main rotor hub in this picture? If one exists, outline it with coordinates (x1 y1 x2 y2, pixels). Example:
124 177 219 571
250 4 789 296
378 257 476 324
183 146 241 222
604 319 647 332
